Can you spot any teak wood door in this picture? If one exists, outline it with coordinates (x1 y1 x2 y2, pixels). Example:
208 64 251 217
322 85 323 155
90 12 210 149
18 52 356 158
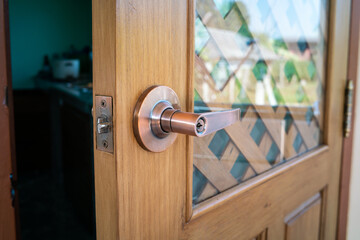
92 0 351 239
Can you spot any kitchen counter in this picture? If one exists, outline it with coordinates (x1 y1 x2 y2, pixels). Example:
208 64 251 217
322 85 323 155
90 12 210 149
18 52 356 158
34 77 96 232
35 78 93 114
34 77 94 185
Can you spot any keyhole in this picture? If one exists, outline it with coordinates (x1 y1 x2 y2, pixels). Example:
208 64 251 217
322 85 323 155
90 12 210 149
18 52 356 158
196 118 205 133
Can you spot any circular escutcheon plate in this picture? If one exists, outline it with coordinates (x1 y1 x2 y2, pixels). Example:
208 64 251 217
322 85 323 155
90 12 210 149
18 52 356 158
133 85 181 152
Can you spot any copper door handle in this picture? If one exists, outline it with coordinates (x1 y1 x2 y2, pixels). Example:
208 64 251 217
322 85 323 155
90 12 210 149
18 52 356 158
133 85 240 152
153 102 240 137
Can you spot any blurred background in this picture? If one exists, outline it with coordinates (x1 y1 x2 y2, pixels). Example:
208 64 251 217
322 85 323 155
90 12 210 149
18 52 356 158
8 0 95 239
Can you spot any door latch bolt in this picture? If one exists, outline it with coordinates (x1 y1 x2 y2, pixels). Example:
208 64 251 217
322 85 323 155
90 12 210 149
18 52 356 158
95 96 114 153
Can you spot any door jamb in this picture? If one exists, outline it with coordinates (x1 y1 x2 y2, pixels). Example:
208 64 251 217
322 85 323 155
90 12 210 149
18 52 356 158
0 0 19 239
337 0 360 238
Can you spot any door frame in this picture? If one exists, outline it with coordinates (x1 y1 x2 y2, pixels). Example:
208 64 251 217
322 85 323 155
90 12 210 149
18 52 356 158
337 0 360 238
0 0 18 239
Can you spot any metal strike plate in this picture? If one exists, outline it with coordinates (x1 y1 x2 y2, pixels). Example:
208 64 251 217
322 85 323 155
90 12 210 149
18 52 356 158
95 96 114 153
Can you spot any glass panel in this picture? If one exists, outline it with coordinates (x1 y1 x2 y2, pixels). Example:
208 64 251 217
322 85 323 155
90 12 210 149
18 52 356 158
193 0 328 205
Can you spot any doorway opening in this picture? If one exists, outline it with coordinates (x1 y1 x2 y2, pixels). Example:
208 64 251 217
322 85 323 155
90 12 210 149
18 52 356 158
9 0 95 239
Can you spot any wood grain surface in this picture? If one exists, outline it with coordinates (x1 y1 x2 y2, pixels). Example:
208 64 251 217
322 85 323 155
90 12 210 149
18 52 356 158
92 0 351 239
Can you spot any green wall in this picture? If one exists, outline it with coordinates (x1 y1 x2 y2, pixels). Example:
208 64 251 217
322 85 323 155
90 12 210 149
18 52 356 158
9 0 92 89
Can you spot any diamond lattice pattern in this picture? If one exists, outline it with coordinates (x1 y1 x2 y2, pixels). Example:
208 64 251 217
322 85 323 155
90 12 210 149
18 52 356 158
193 0 328 205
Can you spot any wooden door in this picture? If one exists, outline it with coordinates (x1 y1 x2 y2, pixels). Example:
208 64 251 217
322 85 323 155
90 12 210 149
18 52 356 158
0 0 17 239
92 0 351 239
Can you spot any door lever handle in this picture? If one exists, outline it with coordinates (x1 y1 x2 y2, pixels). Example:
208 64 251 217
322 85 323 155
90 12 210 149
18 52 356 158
133 85 240 152
153 102 240 137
